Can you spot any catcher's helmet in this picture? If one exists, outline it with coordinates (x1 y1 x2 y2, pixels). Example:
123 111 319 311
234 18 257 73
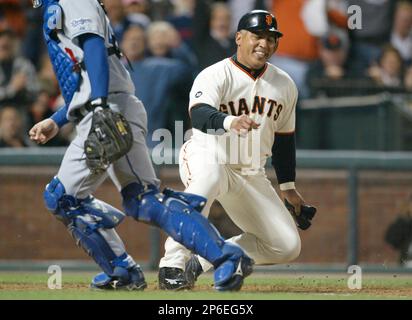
237 10 283 38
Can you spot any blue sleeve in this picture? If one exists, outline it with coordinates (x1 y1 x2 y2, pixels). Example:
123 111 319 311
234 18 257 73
78 33 109 100
51 104 69 128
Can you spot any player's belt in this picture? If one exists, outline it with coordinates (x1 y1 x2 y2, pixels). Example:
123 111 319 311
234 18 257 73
72 92 124 123
72 102 96 122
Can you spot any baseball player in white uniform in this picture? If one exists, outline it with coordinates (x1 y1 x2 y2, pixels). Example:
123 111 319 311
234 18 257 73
28 0 254 292
159 10 316 290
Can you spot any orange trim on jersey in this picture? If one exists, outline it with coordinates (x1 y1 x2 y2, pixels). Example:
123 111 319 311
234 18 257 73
275 130 295 136
229 57 268 81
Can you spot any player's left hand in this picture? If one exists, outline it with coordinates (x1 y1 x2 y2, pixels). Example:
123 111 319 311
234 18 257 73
280 189 305 214
281 189 317 230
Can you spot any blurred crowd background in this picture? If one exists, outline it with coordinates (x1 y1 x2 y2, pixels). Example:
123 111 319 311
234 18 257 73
0 0 412 149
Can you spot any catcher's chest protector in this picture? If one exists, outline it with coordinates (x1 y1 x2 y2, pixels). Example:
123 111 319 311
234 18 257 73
43 0 82 105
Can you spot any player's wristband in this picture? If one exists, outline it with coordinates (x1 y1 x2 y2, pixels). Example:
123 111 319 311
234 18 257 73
50 104 69 128
279 182 296 191
223 115 237 131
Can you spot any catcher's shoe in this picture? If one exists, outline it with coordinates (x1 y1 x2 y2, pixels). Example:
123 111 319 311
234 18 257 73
158 267 192 290
90 265 147 291
185 255 203 288
214 256 254 291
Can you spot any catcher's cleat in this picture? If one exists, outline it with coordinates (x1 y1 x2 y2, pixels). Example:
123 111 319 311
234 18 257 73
90 265 147 291
185 255 203 288
214 256 254 292
158 267 192 290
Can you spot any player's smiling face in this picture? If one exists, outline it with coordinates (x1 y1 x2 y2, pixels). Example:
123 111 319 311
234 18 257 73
236 30 279 70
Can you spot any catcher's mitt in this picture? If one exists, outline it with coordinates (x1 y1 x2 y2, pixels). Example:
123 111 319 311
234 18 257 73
285 199 317 230
84 101 133 174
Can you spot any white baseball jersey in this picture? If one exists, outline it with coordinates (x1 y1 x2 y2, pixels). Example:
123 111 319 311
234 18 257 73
159 57 301 271
56 0 135 119
188 57 298 170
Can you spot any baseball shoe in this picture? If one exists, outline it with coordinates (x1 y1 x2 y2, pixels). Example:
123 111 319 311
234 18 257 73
158 255 203 290
185 254 203 287
90 265 147 291
158 267 193 290
214 256 254 291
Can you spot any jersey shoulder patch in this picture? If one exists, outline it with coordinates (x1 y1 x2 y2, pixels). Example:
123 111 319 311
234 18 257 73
60 0 103 39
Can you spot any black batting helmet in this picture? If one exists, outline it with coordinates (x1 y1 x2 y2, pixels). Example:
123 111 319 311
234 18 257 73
237 10 283 38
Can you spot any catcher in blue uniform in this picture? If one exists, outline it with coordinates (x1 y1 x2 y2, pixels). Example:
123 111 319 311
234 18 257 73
28 0 253 291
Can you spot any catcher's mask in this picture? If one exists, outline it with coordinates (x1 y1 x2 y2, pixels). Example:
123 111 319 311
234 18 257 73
32 0 43 8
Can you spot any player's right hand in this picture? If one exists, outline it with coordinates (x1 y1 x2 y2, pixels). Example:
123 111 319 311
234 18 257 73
29 118 59 145
230 114 260 136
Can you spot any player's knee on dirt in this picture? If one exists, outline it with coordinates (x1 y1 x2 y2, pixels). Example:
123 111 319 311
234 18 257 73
43 176 129 275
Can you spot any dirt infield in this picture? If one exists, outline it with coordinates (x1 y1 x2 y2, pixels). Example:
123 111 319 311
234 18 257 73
1 272 411 299
1 282 411 297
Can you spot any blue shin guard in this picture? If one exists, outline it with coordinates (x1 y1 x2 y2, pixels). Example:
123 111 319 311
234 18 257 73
122 183 226 265
121 182 254 290
213 245 254 291
68 219 118 275
43 177 136 279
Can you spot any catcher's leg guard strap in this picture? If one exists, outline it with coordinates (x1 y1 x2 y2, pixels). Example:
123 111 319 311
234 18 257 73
68 219 117 275
44 176 126 228
122 182 227 267
43 176 130 276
